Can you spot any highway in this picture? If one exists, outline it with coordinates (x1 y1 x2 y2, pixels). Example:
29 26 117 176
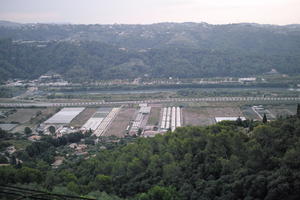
0 96 299 108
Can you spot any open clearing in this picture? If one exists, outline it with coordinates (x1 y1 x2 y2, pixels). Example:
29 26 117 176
70 108 98 128
104 108 136 137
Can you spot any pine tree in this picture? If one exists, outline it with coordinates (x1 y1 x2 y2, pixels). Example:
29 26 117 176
263 113 267 123
236 116 243 126
297 104 300 118
249 120 254 131
24 127 32 135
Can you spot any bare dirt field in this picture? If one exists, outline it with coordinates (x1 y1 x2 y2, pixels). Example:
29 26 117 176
183 106 244 126
104 108 136 137
70 108 98 128
183 107 215 126
148 107 161 125
206 107 244 118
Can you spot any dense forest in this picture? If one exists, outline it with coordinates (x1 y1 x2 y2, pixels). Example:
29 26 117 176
1 22 300 81
1 114 300 200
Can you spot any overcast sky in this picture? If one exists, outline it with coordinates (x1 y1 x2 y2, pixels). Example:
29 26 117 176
0 0 299 25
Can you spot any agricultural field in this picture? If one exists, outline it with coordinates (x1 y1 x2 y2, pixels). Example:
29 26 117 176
182 102 299 127
182 107 215 126
147 107 161 126
241 106 261 120
206 107 244 118
266 104 296 118
103 108 136 137
70 108 98 128
183 104 251 126
2 109 42 124
1 108 57 133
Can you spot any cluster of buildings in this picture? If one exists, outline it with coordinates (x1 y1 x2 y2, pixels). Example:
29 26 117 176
39 107 85 136
38 106 121 138
129 104 151 135
5 73 69 87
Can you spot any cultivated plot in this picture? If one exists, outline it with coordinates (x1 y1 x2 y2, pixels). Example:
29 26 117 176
81 108 112 132
183 107 214 126
206 107 244 118
147 107 161 125
105 108 136 137
70 108 98 128
2 109 42 124
94 108 120 137
183 106 244 126
267 105 296 118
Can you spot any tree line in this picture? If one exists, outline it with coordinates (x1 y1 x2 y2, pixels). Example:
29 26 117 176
1 110 300 199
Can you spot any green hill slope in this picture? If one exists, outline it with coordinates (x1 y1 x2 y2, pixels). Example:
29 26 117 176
1 115 300 199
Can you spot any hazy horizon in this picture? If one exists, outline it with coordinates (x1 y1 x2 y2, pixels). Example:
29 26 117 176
1 19 300 26
0 0 299 25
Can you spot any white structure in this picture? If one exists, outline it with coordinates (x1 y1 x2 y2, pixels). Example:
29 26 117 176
81 108 112 132
129 104 152 135
176 107 181 127
81 118 104 131
93 108 120 137
165 107 171 130
215 117 246 123
45 107 85 124
160 107 167 129
160 107 182 131
171 107 176 131
140 106 151 114
238 77 256 82
139 103 148 107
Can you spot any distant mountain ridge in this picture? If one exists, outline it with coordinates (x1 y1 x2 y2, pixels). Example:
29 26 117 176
0 21 300 81
1 21 300 50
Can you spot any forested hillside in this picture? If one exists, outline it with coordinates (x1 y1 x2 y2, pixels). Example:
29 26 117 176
1 115 300 200
0 39 300 82
0 22 300 81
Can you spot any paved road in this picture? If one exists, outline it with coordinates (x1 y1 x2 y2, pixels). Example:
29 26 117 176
0 97 299 108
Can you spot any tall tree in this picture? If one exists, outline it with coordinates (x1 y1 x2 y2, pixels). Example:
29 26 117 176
262 114 268 124
297 104 300 118
236 116 243 126
48 126 56 134
24 127 32 136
